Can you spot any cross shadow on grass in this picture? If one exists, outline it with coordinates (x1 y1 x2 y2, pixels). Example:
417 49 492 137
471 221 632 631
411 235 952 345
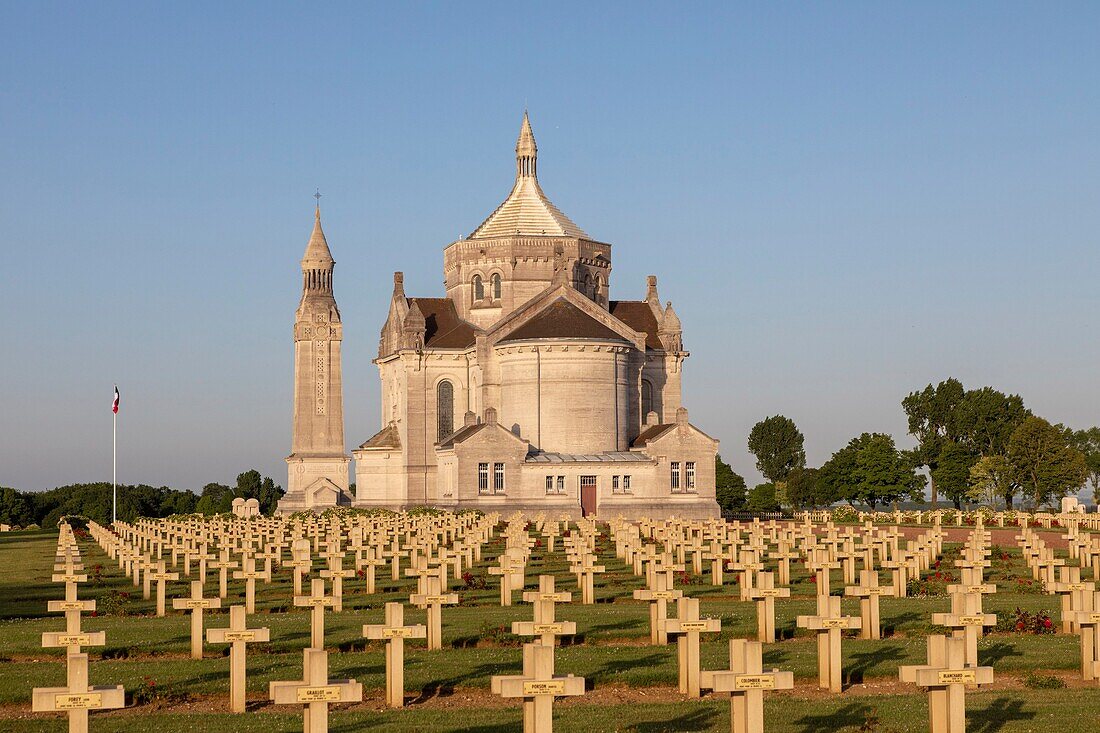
597 652 668 678
980 642 1024 666
792 702 873 733
844 643 908 685
881 610 922 636
410 662 513 703
629 707 719 732
969 696 1035 733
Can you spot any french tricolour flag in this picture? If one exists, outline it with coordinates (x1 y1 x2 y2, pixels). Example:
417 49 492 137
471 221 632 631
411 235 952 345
112 386 120 414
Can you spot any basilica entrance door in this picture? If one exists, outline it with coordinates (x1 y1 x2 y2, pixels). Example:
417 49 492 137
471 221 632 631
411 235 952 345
580 476 597 517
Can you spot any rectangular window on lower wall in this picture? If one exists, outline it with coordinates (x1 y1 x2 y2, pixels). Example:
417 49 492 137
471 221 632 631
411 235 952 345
493 462 505 493
545 475 555 494
612 475 620 493
671 461 681 492
623 475 632 493
555 475 565 493
685 461 696 491
478 463 489 494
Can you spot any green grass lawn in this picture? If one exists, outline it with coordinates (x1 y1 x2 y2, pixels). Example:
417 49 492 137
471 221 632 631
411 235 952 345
0 525 1094 732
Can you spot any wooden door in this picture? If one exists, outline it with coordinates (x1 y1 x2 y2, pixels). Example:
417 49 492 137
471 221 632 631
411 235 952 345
580 476 597 517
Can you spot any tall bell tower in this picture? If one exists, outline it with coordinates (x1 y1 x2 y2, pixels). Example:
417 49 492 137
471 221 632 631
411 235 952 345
279 199 352 512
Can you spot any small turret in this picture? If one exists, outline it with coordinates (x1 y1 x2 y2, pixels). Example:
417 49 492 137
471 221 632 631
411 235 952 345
659 301 682 352
516 110 537 179
301 205 335 296
402 301 426 351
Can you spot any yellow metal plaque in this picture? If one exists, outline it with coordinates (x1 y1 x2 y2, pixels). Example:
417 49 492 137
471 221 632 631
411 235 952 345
1066 583 1089 591
958 615 986 625
522 680 566 695
651 591 678 599
965 585 988 593
734 674 776 690
1088 613 1100 623
223 631 257 642
423 596 449 603
759 589 785 597
533 623 564 634
678 621 711 632
381 628 415 639
56 601 86 610
182 600 213 608
937 670 976 684
296 686 341 702
54 693 102 710
865 587 887 594
821 618 850 628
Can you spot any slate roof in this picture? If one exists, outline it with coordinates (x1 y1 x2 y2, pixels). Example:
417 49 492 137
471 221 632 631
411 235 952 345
357 422 401 450
632 424 675 447
609 301 662 350
526 451 653 464
409 297 477 349
499 298 627 343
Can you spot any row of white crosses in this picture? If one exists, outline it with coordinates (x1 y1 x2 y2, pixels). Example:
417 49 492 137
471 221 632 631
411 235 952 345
33 523 125 732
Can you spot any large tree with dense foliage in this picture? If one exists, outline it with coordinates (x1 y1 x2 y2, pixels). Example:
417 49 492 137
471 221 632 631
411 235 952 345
1068 427 1100 505
951 387 1029 457
195 483 234 515
234 470 285 515
930 440 980 509
819 433 925 509
747 416 805 508
2 483 198 528
902 378 965 507
1007 416 1087 508
745 482 780 512
784 467 822 509
714 455 747 513
967 455 1018 507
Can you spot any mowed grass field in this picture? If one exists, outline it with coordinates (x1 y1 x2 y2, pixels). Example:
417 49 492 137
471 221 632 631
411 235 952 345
1 524 1097 732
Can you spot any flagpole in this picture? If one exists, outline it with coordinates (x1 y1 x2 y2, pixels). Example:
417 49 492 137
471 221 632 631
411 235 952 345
112 408 117 526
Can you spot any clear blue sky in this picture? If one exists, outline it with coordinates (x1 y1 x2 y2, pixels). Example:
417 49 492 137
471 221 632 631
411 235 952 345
2 3 1098 494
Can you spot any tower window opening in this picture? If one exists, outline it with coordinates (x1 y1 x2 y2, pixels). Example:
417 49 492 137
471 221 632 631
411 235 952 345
491 273 501 300
473 275 484 301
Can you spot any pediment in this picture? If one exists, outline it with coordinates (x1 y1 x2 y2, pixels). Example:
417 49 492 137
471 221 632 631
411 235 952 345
486 284 645 350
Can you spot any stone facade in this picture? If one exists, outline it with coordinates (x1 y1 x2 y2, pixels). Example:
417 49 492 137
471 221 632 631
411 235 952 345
352 113 720 519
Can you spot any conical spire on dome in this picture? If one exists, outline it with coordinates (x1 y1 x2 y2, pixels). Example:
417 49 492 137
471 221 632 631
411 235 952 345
301 201 335 297
468 111 589 240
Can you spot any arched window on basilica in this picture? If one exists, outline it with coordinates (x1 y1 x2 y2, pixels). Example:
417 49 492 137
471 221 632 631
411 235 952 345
473 275 484 302
491 273 502 300
437 380 454 442
594 274 603 303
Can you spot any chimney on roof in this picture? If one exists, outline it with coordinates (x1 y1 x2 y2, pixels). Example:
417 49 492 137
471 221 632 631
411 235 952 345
676 407 689 425
484 406 498 425
645 411 659 427
464 410 477 427
393 271 405 297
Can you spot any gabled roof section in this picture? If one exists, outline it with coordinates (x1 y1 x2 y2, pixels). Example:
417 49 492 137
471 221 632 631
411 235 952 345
468 112 589 240
609 301 662 350
409 297 477 349
632 424 675 447
357 422 401 450
488 283 647 351
436 422 487 449
499 298 625 343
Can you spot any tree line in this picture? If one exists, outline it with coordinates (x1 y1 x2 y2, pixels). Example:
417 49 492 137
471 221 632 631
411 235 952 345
715 378 1099 513
0 470 285 528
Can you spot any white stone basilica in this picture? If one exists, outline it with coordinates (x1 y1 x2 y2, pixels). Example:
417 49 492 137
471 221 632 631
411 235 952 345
278 114 719 518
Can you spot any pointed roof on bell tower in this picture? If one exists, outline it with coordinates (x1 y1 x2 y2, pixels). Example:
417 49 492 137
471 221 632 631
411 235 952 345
302 197 335 266
468 111 589 240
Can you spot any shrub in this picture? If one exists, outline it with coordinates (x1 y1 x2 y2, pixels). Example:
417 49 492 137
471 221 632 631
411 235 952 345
97 589 133 616
1023 672 1065 689
997 607 1054 634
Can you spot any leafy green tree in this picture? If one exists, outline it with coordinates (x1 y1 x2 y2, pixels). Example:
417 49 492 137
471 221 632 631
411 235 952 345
1068 427 1100 505
234 469 284 515
747 416 805 508
902 378 965 506
818 433 925 510
1007 416 1087 508
745 483 780 512
196 483 233 515
951 387 1029 457
714 455 747 513
968 455 1018 507
930 440 979 509
0 487 33 526
784 467 822 509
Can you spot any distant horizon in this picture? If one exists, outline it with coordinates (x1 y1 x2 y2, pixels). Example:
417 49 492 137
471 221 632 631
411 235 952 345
2 4 1097 495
